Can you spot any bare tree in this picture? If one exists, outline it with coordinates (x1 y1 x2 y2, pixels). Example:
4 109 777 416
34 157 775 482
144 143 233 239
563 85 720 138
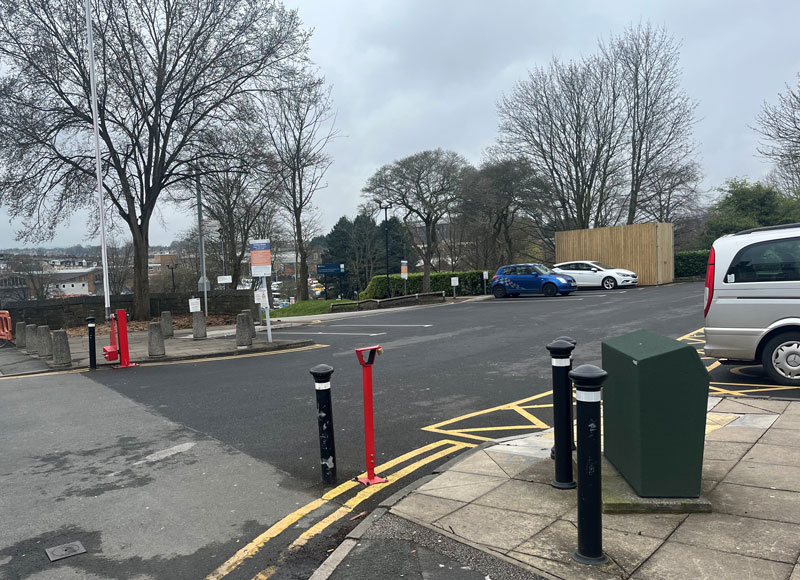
758 74 800 199
498 55 627 232
105 236 134 295
0 0 309 318
363 149 469 292
259 70 335 301
604 23 699 224
636 159 702 223
10 256 55 300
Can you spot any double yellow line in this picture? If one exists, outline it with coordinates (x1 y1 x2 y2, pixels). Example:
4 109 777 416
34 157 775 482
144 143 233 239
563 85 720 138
205 438 474 580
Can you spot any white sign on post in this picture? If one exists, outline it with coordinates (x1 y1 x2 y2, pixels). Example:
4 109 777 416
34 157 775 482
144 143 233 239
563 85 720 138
483 271 489 280
217 275 232 284
450 276 459 287
189 298 201 313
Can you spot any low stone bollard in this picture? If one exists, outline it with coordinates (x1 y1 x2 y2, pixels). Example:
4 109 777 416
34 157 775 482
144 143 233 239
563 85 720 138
148 322 166 358
15 322 26 349
241 309 256 339
192 311 207 340
25 324 38 355
52 330 72 368
160 311 174 338
37 325 53 359
236 313 252 348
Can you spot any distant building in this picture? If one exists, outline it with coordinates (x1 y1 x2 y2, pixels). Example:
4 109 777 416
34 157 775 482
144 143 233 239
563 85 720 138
148 253 177 276
49 268 101 297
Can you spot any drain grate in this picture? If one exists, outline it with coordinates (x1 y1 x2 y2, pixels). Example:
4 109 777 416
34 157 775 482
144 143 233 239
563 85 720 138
45 541 86 562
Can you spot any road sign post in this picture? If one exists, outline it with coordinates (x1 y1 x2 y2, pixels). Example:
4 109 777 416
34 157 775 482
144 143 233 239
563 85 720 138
450 276 459 300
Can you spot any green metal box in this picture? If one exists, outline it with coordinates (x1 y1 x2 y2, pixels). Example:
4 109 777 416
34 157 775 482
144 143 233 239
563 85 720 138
602 330 709 498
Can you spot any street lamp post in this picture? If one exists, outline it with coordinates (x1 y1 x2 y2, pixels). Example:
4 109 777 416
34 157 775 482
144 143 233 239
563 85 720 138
83 0 111 320
219 228 226 277
166 264 177 293
379 203 391 299
195 168 208 316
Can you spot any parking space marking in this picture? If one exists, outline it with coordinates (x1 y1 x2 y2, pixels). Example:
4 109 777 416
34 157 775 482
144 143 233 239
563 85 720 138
329 324 433 328
274 331 388 336
0 368 89 380
205 439 472 580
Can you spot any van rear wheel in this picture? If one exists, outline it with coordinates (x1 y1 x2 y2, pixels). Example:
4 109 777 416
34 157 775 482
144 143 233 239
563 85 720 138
762 332 800 386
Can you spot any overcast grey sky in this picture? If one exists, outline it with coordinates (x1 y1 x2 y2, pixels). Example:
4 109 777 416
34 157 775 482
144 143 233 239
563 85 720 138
1 0 798 249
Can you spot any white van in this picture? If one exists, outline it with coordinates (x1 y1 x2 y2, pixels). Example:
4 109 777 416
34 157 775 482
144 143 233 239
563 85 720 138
703 223 800 385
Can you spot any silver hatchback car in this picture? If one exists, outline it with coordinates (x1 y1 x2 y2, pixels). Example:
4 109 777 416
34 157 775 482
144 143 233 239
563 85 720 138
703 223 800 385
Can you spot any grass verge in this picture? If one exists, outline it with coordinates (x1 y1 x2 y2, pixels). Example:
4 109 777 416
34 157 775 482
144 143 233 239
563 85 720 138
269 299 351 318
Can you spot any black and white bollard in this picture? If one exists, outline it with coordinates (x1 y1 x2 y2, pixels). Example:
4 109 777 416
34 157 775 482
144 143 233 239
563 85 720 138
571 364 608 566
546 338 577 489
550 336 577 460
310 364 337 485
87 317 97 369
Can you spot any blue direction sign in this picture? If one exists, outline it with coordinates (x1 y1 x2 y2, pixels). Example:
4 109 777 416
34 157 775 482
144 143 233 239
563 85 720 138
317 263 345 274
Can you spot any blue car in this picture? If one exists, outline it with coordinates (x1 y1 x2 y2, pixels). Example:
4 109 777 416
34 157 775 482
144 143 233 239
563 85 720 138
491 264 577 298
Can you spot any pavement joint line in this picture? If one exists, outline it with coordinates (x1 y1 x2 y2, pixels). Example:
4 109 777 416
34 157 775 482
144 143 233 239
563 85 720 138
204 439 467 580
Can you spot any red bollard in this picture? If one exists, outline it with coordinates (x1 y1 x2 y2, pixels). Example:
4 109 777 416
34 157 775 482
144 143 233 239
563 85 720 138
355 345 387 486
112 309 138 369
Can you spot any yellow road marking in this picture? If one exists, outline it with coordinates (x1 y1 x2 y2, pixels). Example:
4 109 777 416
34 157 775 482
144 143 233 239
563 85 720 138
677 327 705 341
706 361 721 372
205 439 467 580
284 442 471 554
0 368 89 381
423 390 552 442
145 344 329 367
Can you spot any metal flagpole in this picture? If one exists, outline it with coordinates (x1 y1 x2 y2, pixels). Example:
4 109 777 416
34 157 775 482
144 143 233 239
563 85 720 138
84 0 111 320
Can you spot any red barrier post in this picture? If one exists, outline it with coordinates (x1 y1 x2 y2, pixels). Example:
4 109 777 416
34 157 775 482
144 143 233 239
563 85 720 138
355 345 387 486
113 309 138 369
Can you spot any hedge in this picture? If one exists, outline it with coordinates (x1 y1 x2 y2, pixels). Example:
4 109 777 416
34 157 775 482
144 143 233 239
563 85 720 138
360 270 491 299
674 250 710 278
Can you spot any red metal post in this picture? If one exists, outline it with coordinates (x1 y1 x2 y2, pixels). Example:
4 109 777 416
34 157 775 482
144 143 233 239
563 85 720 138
113 309 138 368
355 346 387 486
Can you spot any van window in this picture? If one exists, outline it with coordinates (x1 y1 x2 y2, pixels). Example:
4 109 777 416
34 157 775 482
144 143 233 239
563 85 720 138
725 236 800 283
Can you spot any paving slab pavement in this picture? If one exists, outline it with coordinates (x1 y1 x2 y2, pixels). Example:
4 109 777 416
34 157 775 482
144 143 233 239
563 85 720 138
312 397 800 579
0 320 314 376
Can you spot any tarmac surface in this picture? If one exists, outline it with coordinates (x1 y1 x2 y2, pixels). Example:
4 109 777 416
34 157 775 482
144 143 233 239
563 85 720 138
311 396 800 580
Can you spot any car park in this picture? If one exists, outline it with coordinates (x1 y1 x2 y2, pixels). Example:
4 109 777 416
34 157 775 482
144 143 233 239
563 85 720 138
491 264 577 298
552 260 638 290
703 223 800 386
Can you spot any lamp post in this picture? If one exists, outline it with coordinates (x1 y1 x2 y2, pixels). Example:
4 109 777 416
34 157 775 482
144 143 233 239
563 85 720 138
195 167 208 316
219 228 226 277
379 203 391 299
166 264 177 293
83 0 111 320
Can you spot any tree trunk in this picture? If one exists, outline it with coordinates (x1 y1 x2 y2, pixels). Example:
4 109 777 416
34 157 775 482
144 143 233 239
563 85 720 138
295 212 310 301
130 223 151 321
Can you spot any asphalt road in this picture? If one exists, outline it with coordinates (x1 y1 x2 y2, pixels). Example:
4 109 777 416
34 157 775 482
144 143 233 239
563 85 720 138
0 282 709 580
90 283 706 490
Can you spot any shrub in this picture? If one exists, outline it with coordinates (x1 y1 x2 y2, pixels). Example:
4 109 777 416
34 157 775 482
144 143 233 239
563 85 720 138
674 250 710 278
360 270 491 299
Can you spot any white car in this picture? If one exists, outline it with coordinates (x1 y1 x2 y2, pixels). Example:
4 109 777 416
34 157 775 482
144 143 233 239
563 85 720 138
552 261 638 290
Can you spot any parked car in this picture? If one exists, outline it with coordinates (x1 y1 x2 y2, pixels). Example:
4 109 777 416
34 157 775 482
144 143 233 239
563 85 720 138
703 223 800 386
551 260 638 290
491 264 577 298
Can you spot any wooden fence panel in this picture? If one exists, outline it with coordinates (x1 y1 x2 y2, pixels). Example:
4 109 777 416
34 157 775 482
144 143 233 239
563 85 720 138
555 223 674 286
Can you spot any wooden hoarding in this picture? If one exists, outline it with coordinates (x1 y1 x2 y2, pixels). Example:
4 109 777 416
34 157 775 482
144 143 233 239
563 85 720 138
555 223 674 286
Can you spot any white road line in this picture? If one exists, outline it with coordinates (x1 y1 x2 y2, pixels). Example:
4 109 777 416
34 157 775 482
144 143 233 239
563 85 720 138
132 442 196 466
329 324 433 328
275 331 388 337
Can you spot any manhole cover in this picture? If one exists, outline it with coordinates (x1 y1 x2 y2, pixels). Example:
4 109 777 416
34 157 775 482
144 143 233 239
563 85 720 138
45 541 86 562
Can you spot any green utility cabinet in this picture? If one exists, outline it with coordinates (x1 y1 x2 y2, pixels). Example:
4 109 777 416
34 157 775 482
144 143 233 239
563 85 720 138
602 330 709 498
